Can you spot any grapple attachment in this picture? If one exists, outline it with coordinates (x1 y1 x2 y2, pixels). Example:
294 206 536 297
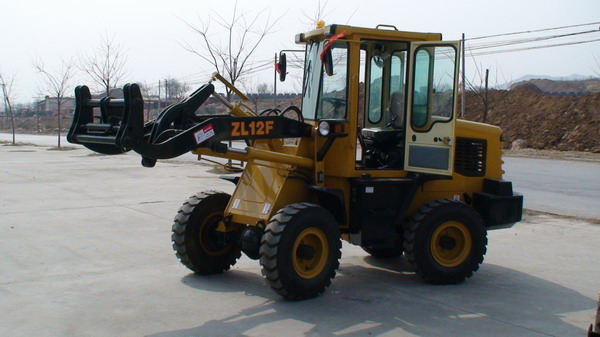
67 84 145 155
67 82 216 165
67 81 312 167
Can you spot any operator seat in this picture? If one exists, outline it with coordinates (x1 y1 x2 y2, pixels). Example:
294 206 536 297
388 91 405 129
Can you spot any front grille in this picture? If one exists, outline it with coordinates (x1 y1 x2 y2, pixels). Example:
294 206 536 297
455 137 486 177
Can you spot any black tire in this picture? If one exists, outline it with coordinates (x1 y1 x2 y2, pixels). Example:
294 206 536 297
403 199 487 284
260 203 342 300
172 190 241 275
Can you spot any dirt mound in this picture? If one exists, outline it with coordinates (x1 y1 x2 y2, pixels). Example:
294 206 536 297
510 78 600 94
511 82 544 94
463 90 600 152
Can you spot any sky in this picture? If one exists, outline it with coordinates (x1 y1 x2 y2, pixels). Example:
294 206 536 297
1 0 599 104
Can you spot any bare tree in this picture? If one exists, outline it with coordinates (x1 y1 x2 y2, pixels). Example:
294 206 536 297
0 71 16 144
256 83 270 95
242 81 271 112
301 0 333 29
300 0 357 30
33 58 75 148
181 1 283 99
138 81 154 98
594 54 600 77
79 33 127 96
163 78 189 102
463 51 494 123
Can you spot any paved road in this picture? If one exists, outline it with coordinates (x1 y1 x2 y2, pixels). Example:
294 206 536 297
503 156 600 220
1 145 598 337
0 133 74 148
3 133 599 220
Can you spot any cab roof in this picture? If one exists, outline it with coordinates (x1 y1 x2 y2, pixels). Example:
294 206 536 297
296 24 443 44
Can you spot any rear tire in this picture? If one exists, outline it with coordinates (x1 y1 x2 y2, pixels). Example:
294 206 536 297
403 199 487 284
260 203 341 300
172 191 241 275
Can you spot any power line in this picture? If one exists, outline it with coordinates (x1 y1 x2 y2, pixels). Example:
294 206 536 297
463 21 600 58
468 29 600 51
470 37 600 57
467 21 600 41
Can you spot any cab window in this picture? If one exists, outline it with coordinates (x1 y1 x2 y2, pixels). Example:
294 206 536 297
368 56 383 123
317 42 348 119
411 45 456 129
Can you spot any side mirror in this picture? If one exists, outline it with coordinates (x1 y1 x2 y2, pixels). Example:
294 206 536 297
277 52 287 82
321 46 334 76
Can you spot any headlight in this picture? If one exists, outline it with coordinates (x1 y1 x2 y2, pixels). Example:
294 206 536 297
318 121 330 136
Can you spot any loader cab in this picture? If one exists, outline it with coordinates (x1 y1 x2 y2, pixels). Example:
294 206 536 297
357 39 460 174
293 25 460 176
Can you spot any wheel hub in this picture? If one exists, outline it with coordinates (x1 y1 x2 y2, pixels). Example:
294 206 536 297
199 212 232 257
292 227 329 279
430 221 473 268
296 244 316 260
439 235 457 250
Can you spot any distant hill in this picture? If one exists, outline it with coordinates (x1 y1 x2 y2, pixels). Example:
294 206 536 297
514 74 590 82
498 74 594 89
510 78 600 95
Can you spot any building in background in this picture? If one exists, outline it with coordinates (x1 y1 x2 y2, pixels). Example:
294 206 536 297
35 96 75 117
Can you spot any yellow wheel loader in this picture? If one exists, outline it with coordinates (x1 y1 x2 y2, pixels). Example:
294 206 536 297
68 24 523 300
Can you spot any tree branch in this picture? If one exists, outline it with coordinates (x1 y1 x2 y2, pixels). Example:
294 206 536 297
180 2 283 95
78 33 128 95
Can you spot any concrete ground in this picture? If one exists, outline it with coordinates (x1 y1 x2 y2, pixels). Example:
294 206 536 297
1 144 599 337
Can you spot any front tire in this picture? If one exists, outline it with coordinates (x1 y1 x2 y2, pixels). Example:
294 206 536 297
171 190 241 275
260 203 342 300
403 199 487 284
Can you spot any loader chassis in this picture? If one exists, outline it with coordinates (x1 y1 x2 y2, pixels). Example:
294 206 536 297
68 24 523 300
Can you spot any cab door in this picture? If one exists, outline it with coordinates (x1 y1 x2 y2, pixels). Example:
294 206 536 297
404 41 460 175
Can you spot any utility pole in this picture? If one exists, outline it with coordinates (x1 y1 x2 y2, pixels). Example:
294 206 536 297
165 78 169 104
158 80 162 109
461 33 466 118
273 53 277 107
484 68 489 123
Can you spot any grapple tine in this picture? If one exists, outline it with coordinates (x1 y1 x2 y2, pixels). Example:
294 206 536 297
117 83 145 149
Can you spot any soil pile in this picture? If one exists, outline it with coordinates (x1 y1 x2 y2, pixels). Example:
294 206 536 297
463 89 600 152
510 78 600 94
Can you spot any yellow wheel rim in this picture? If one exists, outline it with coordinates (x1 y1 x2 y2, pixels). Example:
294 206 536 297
199 211 230 257
292 227 329 279
430 221 472 267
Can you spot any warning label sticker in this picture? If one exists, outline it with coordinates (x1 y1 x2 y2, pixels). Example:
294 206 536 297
194 124 215 144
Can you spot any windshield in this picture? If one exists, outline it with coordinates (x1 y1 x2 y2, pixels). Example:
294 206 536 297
301 40 349 120
301 42 322 120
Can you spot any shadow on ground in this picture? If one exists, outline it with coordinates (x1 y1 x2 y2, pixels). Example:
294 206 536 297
146 257 593 337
